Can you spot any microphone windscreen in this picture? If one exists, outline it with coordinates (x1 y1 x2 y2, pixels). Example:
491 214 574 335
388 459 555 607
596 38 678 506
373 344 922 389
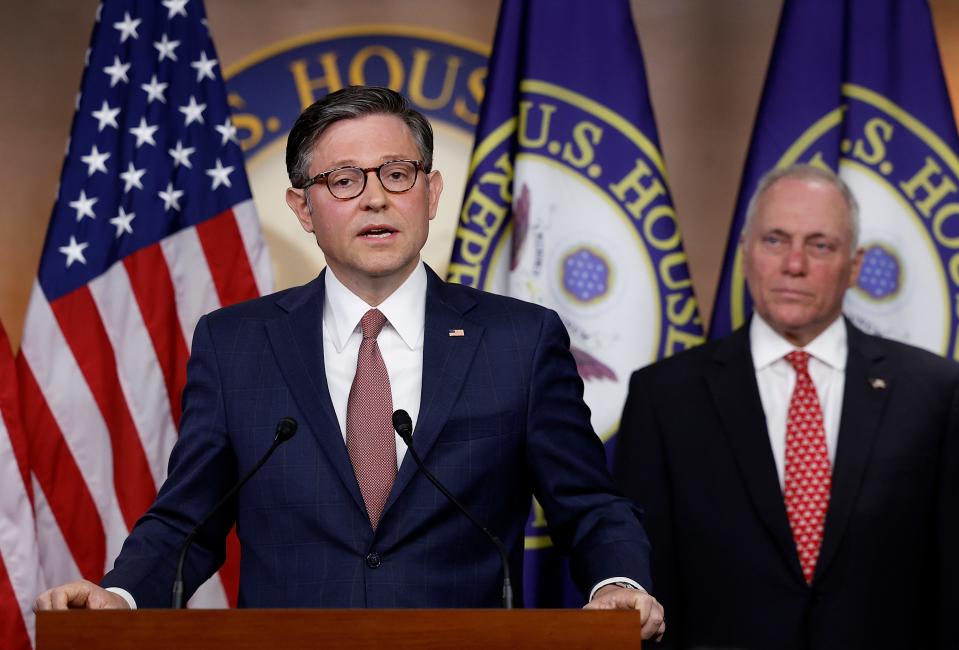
275 416 298 442
392 409 413 442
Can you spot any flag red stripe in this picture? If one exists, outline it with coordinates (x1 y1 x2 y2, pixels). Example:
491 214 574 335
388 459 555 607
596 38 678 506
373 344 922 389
220 528 241 608
16 357 105 580
196 211 260 307
50 288 156 530
0 553 30 650
124 246 189 427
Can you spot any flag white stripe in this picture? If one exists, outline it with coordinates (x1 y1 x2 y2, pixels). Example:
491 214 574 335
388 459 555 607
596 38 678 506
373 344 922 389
189 570 229 608
20 286 128 571
161 228 221 353
89 265 177 490
233 199 274 296
31 474 79 587
0 416 42 647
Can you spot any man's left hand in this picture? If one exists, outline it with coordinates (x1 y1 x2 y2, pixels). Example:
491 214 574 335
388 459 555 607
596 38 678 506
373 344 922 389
583 584 665 641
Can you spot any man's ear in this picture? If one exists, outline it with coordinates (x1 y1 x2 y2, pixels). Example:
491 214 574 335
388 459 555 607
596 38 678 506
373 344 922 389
848 246 865 288
425 170 444 222
286 187 314 233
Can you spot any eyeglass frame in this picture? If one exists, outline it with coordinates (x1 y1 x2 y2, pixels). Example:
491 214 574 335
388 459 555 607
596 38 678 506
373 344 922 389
297 159 426 199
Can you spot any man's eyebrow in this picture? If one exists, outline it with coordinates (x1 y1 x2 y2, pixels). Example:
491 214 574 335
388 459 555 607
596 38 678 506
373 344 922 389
320 154 414 168
317 159 359 169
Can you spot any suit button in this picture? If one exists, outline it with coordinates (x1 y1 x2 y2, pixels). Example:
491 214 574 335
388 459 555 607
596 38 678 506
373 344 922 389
366 552 381 568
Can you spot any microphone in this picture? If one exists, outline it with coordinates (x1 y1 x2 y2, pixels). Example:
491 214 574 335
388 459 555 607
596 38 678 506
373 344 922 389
392 409 514 609
172 416 298 608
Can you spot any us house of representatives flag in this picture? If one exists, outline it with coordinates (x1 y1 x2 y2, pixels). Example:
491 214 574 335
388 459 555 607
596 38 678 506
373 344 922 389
16 0 271 607
447 0 703 606
710 0 959 357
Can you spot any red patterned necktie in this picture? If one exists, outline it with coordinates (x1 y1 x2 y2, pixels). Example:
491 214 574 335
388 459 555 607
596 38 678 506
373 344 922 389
346 309 395 529
783 350 832 584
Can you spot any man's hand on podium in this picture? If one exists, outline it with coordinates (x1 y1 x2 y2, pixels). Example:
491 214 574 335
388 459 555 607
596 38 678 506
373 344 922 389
584 584 665 642
33 579 130 611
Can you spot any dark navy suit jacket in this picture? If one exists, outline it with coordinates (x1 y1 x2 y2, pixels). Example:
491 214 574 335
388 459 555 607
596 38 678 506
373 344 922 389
614 320 959 650
103 266 651 607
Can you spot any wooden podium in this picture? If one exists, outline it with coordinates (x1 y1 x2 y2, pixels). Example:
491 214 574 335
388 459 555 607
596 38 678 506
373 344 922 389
37 609 643 649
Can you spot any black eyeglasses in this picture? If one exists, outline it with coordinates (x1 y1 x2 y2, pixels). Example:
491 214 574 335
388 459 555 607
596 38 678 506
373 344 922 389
299 159 424 199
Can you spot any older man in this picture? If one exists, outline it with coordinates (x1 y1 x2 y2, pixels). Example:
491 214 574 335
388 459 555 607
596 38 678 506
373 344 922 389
35 86 664 638
614 164 959 649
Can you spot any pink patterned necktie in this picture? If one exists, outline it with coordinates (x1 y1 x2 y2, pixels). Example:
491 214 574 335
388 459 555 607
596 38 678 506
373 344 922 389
346 309 395 529
783 350 832 584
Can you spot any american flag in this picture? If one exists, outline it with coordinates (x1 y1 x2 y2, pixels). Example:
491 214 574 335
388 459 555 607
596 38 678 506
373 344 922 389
0 323 42 650
15 0 271 613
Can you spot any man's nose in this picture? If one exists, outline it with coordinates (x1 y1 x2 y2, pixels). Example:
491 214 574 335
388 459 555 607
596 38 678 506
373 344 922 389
783 245 807 275
359 169 388 208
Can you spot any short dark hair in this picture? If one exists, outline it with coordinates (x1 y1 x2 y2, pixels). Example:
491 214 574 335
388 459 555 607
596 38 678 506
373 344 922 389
286 86 434 189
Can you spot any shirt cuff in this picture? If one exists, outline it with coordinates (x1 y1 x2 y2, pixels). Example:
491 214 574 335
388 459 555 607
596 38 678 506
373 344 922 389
105 587 137 610
588 577 646 601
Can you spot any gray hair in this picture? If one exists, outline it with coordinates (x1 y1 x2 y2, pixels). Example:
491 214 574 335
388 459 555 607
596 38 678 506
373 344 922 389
742 164 860 253
286 86 434 189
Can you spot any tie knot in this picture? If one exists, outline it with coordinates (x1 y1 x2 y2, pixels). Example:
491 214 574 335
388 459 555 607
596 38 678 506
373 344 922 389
360 309 387 340
785 350 810 373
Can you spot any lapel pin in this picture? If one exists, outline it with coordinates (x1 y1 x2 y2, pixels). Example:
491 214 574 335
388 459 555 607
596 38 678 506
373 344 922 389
869 377 886 390
448 329 465 337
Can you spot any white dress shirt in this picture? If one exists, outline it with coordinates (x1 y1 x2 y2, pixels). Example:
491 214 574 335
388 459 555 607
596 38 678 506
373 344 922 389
323 263 425 468
750 314 847 488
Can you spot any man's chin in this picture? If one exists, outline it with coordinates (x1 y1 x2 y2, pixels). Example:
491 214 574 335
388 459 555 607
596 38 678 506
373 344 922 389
765 309 816 332
766 312 840 345
360 257 419 280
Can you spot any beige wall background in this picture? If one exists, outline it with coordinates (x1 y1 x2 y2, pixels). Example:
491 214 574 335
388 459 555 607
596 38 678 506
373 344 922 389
2 0 958 350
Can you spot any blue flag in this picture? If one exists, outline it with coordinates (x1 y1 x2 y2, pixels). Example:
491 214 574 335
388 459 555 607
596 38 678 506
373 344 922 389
710 0 959 359
447 0 703 606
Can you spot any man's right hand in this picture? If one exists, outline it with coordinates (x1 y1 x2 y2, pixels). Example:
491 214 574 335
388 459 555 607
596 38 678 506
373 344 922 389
33 580 130 611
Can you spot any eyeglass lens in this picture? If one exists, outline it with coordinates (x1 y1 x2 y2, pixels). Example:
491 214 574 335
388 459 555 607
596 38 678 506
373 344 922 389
326 160 418 199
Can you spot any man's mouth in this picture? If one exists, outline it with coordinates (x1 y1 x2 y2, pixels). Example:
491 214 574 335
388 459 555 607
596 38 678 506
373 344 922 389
358 225 397 239
773 288 811 300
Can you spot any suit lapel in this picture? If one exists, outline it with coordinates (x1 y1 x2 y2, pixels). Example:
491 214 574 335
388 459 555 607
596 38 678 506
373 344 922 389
814 321 889 581
264 271 367 515
385 268 483 511
707 327 806 583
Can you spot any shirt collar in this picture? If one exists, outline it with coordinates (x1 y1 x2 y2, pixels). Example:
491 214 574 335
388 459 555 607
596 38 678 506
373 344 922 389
749 313 847 371
323 262 427 352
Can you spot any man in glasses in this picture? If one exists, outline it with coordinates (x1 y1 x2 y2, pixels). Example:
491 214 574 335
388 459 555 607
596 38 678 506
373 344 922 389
35 86 664 638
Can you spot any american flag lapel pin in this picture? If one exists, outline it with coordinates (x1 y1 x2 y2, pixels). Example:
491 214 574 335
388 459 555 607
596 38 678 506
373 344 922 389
448 328 465 337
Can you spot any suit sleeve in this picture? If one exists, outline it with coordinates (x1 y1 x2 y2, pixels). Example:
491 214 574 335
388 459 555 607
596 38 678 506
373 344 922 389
524 309 653 596
100 314 238 607
613 368 682 648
